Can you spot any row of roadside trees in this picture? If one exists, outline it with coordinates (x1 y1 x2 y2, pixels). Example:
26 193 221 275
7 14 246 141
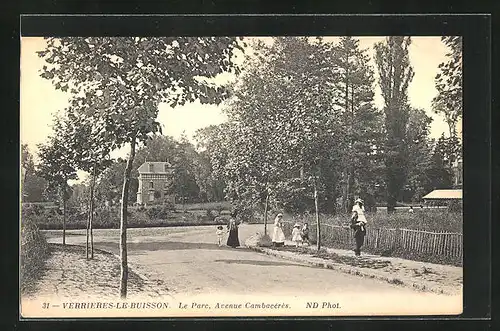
28 37 244 298
194 37 462 243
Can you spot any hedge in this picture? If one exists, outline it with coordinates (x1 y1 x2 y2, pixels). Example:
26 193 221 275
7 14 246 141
20 207 51 295
22 205 255 230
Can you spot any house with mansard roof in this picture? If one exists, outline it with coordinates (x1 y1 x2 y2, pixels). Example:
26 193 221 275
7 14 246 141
136 161 175 205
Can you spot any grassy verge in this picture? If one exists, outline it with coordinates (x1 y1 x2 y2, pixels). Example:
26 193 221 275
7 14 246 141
20 216 51 295
280 218 463 267
284 210 462 233
273 246 392 269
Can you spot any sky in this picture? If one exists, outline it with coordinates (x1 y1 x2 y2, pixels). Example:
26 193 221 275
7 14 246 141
21 36 459 168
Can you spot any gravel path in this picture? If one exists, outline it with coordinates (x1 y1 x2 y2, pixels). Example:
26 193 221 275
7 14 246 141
41 224 460 298
23 244 170 301
21 224 462 317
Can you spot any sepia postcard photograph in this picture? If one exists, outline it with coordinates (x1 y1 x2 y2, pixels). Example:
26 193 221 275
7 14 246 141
20 25 465 318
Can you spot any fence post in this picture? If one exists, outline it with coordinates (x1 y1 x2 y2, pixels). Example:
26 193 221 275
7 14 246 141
443 233 449 258
393 228 400 250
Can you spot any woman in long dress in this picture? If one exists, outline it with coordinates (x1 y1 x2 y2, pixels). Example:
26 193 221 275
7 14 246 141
226 211 240 248
272 213 286 247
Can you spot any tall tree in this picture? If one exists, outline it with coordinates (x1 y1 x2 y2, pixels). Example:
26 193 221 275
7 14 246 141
220 41 289 231
61 109 115 259
405 108 434 201
38 37 242 298
173 134 201 205
374 36 415 212
21 144 35 172
333 37 384 213
432 36 463 182
95 158 129 207
218 37 344 248
134 135 178 168
426 136 454 190
194 125 230 202
68 182 90 210
192 150 224 203
21 144 49 202
37 117 78 245
432 36 462 140
272 37 343 250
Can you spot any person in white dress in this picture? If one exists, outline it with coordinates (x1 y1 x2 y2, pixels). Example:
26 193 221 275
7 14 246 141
272 213 286 247
351 198 367 256
291 223 303 247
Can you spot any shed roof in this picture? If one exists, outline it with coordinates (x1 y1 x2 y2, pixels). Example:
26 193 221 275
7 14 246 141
422 189 462 200
137 162 174 174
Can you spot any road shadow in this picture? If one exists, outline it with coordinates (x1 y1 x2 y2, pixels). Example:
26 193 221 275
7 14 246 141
94 240 254 254
213 259 306 267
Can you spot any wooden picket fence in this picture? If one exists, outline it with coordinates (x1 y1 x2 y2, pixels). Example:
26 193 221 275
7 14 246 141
282 221 463 259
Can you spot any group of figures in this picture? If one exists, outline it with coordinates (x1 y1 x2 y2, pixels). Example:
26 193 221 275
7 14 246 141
216 211 241 248
271 198 369 256
215 198 368 256
350 198 368 256
271 213 310 247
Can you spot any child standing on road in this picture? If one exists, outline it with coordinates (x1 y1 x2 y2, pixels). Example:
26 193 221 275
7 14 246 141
216 225 224 247
292 223 303 247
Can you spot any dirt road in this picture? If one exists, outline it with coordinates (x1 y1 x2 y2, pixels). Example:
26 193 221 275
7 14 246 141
44 224 458 300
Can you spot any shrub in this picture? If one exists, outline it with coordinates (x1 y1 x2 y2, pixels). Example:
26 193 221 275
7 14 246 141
93 209 120 228
205 209 219 221
129 209 150 227
145 205 171 220
20 211 51 295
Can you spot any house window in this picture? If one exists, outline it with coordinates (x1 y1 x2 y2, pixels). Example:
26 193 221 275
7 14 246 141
149 163 154 172
149 181 154 189
149 192 154 202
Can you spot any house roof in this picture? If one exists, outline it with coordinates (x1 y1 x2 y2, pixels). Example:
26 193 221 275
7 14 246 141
137 162 174 174
422 189 462 200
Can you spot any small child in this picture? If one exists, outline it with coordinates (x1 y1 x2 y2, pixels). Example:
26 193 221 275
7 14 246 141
216 225 224 246
292 223 303 247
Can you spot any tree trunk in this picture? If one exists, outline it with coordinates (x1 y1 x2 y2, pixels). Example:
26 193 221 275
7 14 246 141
387 178 397 213
264 189 269 236
62 190 66 246
313 179 321 252
120 135 137 299
344 48 351 215
90 162 97 259
86 204 90 259
345 172 351 213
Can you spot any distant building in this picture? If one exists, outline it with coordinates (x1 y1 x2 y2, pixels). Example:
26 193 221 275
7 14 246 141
136 162 175 205
422 189 462 200
422 189 462 210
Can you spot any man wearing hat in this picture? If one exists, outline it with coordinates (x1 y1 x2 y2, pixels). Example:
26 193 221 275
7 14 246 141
351 198 367 256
